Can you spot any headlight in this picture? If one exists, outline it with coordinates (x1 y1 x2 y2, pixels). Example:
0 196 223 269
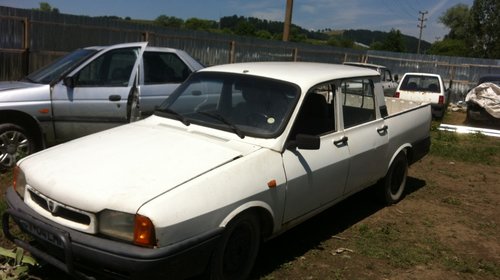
13 166 26 198
98 210 156 247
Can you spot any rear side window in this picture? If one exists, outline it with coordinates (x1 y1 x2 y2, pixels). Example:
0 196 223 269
143 52 191 84
340 78 376 128
400 75 440 93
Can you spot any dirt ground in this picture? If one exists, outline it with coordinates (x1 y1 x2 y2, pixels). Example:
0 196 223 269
0 111 499 280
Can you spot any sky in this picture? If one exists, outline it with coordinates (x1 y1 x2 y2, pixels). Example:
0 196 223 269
0 0 475 43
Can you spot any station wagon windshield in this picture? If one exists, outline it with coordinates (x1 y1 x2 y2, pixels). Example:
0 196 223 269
23 49 98 84
156 72 299 138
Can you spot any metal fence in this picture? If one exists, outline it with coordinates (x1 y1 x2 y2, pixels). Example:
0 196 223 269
1 6 500 102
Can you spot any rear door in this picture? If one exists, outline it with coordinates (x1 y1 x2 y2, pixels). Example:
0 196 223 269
138 50 197 117
51 42 147 143
338 78 389 195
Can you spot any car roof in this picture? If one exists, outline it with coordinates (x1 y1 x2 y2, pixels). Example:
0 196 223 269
199 62 379 88
402 72 442 78
343 62 387 69
479 74 500 83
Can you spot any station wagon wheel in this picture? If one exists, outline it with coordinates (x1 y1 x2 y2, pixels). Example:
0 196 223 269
210 213 261 280
0 124 36 171
380 151 408 205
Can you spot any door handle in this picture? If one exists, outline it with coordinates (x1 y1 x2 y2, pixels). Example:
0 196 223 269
377 125 388 134
109 95 121 101
333 136 348 146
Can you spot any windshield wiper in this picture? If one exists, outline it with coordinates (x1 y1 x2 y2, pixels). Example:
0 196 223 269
197 111 245 139
154 108 190 126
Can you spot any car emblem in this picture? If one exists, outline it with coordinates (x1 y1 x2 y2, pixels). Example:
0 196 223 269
47 200 58 214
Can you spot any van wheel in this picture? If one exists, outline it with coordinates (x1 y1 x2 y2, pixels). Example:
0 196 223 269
0 124 36 171
380 151 408 205
210 213 261 280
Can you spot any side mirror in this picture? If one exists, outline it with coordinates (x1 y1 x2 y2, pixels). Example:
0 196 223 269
63 76 75 88
394 74 399 82
287 134 320 150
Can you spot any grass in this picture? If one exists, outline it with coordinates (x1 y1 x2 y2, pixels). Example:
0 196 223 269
430 127 500 165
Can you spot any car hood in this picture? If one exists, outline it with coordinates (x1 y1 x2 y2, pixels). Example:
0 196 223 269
20 120 261 213
0 81 42 91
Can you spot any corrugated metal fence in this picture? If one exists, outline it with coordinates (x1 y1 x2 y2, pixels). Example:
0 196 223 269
1 6 500 102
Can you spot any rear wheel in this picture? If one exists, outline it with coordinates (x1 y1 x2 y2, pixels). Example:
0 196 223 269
380 151 408 205
0 123 36 171
210 213 261 280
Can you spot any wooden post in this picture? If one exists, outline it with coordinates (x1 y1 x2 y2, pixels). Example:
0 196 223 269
142 32 149 42
229 41 236 64
282 0 293 42
292 48 298 61
23 17 30 75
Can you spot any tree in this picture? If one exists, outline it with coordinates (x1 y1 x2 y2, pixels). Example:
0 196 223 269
155 15 184 28
184 18 217 31
368 29 405 52
468 0 500 58
439 4 470 40
428 39 469 56
234 21 256 36
36 2 59 13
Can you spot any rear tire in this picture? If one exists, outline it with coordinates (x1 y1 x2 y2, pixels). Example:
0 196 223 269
380 151 408 205
210 213 261 280
0 123 36 171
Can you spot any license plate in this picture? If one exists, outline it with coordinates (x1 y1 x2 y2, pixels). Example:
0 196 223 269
17 218 65 249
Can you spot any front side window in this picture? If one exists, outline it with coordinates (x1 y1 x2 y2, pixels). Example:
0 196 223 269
75 47 139 87
24 49 97 84
156 72 299 138
290 83 335 138
340 78 376 128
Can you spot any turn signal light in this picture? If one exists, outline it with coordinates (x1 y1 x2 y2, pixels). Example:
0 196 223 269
133 214 156 247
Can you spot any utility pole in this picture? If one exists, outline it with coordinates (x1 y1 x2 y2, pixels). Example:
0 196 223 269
417 10 428 54
283 0 293 41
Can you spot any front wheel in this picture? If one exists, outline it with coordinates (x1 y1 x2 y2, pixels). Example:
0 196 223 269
0 123 36 171
380 151 408 205
210 213 261 280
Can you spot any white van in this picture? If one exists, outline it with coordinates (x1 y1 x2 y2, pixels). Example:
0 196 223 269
395 72 448 118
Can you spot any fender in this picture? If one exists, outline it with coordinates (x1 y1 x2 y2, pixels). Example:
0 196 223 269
387 144 411 171
219 201 275 229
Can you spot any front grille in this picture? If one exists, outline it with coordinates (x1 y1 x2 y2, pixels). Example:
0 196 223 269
29 189 91 225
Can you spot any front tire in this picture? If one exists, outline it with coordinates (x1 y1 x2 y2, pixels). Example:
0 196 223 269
380 151 408 205
0 123 36 171
210 213 261 280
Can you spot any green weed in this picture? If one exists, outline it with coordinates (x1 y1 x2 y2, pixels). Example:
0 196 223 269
430 130 500 165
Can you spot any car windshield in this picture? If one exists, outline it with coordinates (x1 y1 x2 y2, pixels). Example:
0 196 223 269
23 49 98 84
399 75 440 93
155 72 299 138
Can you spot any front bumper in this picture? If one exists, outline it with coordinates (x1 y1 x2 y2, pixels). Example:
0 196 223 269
2 187 223 279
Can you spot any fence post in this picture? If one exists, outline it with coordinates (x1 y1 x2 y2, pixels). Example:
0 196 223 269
23 17 30 76
292 48 298 61
229 41 236 63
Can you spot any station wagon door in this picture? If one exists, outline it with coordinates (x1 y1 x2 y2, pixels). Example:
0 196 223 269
51 42 147 143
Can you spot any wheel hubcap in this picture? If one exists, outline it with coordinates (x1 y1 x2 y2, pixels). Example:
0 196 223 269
0 130 30 168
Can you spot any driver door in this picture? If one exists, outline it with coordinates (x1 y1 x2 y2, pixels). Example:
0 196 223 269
51 42 147 143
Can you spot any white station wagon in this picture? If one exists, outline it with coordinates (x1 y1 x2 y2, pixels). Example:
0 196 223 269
4 62 431 280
